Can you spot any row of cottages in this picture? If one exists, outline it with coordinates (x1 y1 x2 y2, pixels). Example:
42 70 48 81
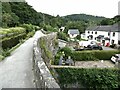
84 23 120 46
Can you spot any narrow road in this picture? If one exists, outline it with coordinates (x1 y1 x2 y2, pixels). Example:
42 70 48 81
102 46 116 50
0 31 45 89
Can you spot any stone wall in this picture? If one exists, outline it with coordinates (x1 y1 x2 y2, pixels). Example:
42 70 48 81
33 32 60 88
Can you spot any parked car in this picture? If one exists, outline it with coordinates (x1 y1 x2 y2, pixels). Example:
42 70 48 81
79 40 102 48
111 54 120 63
87 45 103 50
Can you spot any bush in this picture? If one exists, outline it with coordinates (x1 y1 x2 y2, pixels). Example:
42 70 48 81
1 33 26 49
72 51 97 61
56 47 120 61
57 32 68 41
59 47 72 57
21 24 35 33
93 50 120 60
73 50 120 61
55 68 119 89
0 27 26 38
26 31 35 38
43 25 57 32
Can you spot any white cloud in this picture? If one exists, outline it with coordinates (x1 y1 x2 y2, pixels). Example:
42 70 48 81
26 0 119 18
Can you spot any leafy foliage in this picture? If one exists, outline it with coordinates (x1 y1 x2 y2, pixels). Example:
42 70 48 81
55 48 120 61
57 32 68 41
63 14 105 22
100 15 120 25
55 68 119 89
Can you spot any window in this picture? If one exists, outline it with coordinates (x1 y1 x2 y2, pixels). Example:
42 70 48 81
118 40 120 45
92 31 93 34
113 32 115 36
88 31 90 33
95 32 97 34
112 40 115 44
108 32 110 36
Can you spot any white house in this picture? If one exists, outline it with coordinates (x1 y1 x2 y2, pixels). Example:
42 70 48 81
59 27 65 32
68 29 80 38
84 23 120 46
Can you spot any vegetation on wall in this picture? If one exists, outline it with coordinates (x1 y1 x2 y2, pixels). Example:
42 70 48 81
39 37 53 63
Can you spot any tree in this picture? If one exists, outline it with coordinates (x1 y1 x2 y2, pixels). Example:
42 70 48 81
2 13 12 27
64 21 87 34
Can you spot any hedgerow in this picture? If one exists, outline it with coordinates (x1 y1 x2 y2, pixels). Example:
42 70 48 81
55 68 119 89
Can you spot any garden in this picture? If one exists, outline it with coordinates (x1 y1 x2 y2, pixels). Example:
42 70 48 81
53 47 120 65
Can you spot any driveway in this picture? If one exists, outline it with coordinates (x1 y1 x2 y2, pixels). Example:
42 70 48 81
0 31 45 89
102 46 116 50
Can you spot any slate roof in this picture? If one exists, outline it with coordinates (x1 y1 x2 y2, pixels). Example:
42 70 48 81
86 26 99 31
111 23 120 32
68 29 80 34
86 23 120 32
96 25 111 31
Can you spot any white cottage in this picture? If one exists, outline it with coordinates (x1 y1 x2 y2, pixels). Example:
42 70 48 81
68 29 80 38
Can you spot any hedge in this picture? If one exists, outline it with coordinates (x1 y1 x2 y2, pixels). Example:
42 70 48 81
58 47 120 61
0 27 26 36
55 68 119 89
1 33 26 49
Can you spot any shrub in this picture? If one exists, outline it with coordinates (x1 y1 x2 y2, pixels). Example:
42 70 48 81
55 68 119 89
1 33 26 49
43 25 57 32
57 32 68 41
56 47 120 61
71 51 97 61
59 47 72 57
26 31 35 38
93 50 120 60
21 24 35 33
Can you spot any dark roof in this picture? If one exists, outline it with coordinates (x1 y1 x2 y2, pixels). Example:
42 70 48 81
111 23 120 32
86 26 99 31
68 29 79 34
96 26 111 31
86 23 120 32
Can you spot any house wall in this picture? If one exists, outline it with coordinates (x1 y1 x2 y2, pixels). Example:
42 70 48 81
110 32 119 45
81 34 86 39
69 34 78 38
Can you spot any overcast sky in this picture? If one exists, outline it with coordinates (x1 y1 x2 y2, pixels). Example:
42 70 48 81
25 0 120 18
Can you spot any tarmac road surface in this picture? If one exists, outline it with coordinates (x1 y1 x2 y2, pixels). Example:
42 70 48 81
0 31 45 89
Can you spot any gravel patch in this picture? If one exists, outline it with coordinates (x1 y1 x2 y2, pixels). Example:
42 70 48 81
75 60 115 68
